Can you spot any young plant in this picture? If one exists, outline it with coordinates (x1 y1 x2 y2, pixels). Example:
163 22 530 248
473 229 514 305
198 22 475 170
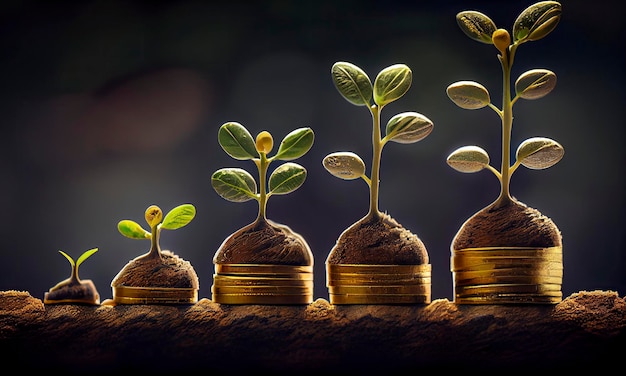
446 1 564 208
211 122 314 226
117 203 196 261
323 62 434 220
44 248 100 305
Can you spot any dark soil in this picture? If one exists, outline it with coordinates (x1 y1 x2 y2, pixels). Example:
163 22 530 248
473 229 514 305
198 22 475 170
213 218 313 265
327 212 429 265
0 289 623 373
111 250 199 289
452 199 562 250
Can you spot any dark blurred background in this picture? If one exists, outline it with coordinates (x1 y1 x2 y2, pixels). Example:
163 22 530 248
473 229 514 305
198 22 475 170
0 0 623 302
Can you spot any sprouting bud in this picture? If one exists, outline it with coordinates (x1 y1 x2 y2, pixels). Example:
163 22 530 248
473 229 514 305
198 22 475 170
255 131 273 154
145 205 163 228
492 29 511 55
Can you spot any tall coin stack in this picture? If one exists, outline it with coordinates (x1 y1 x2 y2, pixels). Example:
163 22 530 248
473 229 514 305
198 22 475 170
451 246 563 304
327 264 431 304
212 264 313 304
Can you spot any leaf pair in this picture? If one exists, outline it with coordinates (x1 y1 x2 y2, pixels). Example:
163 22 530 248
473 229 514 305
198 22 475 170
331 62 412 108
447 137 564 174
212 122 314 203
118 204 196 240
447 69 557 109
456 1 561 46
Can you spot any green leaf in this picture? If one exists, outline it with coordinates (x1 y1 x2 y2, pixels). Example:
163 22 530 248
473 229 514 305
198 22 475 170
385 112 434 144
513 1 562 43
447 81 491 110
456 10 497 44
331 62 373 106
373 64 412 106
118 220 150 239
161 204 196 230
516 137 564 169
274 127 314 161
218 122 259 160
76 248 98 268
515 69 557 100
268 162 307 195
447 146 490 173
322 152 366 180
59 250 75 267
212 168 257 202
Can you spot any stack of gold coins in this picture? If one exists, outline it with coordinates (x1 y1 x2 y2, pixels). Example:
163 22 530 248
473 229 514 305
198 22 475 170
327 264 431 304
212 264 313 304
451 246 563 304
113 286 198 305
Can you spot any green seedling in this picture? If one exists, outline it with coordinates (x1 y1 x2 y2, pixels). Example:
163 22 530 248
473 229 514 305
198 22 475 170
212 122 314 225
323 62 434 220
44 248 100 305
446 1 564 208
117 203 196 261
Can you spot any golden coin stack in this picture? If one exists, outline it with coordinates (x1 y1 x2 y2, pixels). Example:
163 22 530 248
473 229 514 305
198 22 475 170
451 246 563 304
113 286 198 305
211 264 313 304
327 264 432 304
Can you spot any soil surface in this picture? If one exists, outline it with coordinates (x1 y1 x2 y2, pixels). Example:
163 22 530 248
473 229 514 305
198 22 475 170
213 218 313 265
327 213 429 264
453 199 562 250
111 250 199 289
3 289 621 373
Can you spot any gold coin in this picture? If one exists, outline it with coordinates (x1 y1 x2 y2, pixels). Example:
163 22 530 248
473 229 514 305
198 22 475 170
451 260 562 272
329 293 430 305
212 293 312 305
454 294 562 304
215 264 313 275
329 284 430 295
453 267 563 279
113 286 198 304
455 283 562 295
453 246 562 257
326 264 431 275
454 275 562 287
213 275 313 286
326 275 431 286
212 285 312 295
452 256 561 269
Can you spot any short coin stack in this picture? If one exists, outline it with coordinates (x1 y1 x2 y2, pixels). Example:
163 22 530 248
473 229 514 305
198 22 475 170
451 246 563 304
113 286 198 304
327 264 431 304
212 264 313 304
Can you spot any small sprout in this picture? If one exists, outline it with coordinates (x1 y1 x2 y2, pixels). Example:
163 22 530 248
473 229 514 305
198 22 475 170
118 204 196 259
212 122 314 223
447 1 563 207
446 81 491 110
44 248 100 305
515 69 557 100
325 61 433 219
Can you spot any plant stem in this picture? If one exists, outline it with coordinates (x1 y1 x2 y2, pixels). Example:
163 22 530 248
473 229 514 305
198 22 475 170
147 226 162 260
368 104 383 220
70 263 80 285
255 153 269 222
494 45 518 208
